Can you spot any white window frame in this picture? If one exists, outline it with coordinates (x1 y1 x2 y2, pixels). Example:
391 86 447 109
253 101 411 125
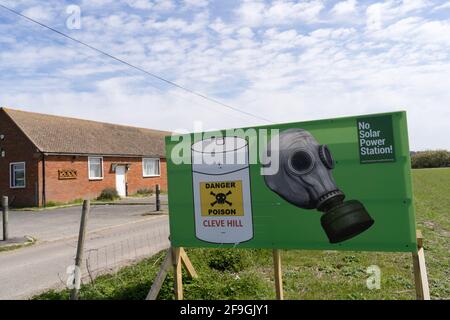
142 158 161 177
10 162 26 189
88 156 104 180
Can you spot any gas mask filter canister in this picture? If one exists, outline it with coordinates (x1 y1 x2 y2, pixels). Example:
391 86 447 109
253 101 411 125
263 128 374 243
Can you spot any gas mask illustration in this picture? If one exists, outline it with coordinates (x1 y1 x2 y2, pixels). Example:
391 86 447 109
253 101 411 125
263 128 374 243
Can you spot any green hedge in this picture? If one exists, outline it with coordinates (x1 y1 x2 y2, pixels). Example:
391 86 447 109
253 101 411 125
411 150 450 169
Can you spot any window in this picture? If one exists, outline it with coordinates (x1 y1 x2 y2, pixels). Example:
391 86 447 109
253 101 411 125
10 162 25 188
143 158 160 177
88 157 103 180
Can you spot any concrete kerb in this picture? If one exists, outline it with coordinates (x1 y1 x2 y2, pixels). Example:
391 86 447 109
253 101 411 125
0 235 36 250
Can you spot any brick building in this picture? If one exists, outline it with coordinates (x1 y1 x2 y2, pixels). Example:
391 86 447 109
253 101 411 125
0 107 170 207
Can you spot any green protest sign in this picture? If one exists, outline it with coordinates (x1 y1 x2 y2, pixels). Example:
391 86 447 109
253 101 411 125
165 111 417 252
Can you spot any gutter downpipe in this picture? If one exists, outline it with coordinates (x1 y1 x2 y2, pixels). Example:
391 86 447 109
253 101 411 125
42 152 46 207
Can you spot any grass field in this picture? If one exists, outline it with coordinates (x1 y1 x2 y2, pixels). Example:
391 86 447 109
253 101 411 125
34 168 449 300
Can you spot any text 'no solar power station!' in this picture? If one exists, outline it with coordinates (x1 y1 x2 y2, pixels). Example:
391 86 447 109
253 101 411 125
166 112 417 253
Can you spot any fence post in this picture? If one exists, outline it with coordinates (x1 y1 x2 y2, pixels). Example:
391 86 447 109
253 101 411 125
70 199 90 300
2 196 8 241
156 184 161 211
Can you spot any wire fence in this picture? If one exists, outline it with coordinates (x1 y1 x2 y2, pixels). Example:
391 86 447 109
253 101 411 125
66 215 170 286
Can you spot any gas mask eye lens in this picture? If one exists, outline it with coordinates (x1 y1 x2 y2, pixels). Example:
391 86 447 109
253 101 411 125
288 149 314 174
319 145 335 169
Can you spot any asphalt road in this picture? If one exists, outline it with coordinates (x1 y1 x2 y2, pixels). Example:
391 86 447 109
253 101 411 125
7 195 168 242
0 201 170 300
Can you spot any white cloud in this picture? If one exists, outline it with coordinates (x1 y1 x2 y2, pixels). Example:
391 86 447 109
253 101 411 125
145 11 209 33
368 16 450 47
399 0 430 13
236 0 266 27
331 0 357 16
183 0 209 8
81 0 114 7
2 0 450 150
154 0 175 11
124 0 174 10
237 27 255 38
81 13 144 34
236 0 324 27
21 5 54 22
432 2 450 11
125 0 154 10
366 2 383 31
366 0 432 31
209 18 235 36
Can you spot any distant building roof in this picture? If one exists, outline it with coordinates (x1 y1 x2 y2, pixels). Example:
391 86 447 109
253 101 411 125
2 107 170 157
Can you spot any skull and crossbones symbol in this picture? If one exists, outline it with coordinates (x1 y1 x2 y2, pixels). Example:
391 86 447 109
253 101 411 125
210 190 232 207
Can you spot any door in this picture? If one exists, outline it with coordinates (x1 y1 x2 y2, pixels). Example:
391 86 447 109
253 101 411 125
115 166 126 197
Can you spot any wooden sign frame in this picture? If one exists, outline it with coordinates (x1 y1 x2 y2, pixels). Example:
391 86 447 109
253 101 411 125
146 230 430 300
146 247 197 300
411 230 430 300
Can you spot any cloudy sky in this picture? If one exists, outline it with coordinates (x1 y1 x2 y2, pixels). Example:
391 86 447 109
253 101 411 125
0 0 449 150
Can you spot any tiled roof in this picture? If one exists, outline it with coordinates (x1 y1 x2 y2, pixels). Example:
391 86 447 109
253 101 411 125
2 108 170 157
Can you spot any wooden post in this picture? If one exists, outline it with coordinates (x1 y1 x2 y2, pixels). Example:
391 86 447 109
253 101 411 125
412 230 430 300
273 249 284 300
155 184 161 211
172 247 183 300
180 248 198 279
70 199 90 300
146 246 198 300
2 196 8 241
146 248 173 300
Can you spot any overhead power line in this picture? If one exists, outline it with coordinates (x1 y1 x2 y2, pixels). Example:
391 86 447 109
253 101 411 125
0 4 273 124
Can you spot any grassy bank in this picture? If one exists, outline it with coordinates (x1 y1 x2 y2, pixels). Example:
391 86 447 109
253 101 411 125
34 168 450 300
